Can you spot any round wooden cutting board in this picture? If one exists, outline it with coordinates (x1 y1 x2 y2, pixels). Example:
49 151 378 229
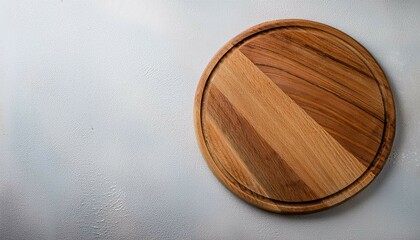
194 19 395 214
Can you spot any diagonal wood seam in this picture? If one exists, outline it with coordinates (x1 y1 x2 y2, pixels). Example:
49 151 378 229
204 86 319 201
212 49 367 198
240 41 383 121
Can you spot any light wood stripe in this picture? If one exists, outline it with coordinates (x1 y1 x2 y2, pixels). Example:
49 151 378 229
255 64 383 166
211 50 367 199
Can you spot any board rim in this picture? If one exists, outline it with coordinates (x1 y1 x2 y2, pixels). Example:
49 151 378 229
194 19 396 214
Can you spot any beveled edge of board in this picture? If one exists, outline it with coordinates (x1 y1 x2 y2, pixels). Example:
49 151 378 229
194 19 396 214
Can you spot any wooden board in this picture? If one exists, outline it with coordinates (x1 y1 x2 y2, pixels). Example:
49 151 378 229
194 19 396 214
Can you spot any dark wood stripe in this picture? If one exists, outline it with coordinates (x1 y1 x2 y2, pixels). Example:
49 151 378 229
203 115 270 197
204 86 319 202
254 61 382 122
242 43 382 121
273 28 372 78
239 32 384 121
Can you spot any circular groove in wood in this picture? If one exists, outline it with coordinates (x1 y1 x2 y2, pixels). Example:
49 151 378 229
194 19 396 214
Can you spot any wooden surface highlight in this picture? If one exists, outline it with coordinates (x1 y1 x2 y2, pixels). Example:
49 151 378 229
194 19 396 213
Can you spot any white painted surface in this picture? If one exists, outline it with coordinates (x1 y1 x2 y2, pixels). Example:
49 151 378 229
0 1 419 239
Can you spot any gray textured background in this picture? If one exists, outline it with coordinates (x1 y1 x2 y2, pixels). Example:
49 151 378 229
0 1 419 239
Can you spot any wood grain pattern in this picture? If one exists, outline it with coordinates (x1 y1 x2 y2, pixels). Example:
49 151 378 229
194 19 396 214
